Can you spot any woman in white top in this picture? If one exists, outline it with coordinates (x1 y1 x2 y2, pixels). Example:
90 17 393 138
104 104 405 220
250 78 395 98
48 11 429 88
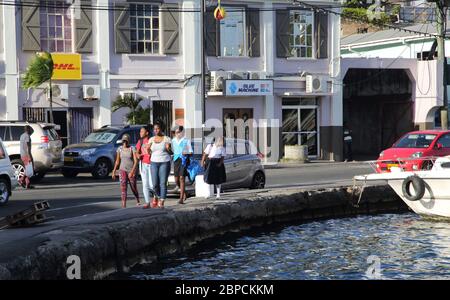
146 121 172 208
201 136 226 198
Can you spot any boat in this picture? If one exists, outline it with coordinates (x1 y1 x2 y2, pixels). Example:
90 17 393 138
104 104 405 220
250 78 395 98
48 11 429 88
354 156 450 218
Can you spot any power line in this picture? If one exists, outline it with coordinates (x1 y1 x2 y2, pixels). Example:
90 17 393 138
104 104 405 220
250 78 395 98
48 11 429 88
0 0 445 38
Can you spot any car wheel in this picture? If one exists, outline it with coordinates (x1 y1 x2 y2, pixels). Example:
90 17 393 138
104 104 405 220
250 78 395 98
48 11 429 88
421 160 434 170
250 171 265 189
30 171 46 183
92 158 111 179
62 169 79 178
0 178 10 205
11 159 25 181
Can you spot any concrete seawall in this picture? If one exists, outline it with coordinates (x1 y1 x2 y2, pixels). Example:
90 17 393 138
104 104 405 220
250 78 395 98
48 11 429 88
0 185 407 280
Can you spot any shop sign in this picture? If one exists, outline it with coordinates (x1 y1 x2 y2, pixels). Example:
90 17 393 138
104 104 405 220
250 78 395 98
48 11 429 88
51 53 82 80
225 80 273 96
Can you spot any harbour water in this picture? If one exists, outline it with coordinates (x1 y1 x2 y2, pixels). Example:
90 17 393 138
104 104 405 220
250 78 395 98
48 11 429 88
126 213 450 280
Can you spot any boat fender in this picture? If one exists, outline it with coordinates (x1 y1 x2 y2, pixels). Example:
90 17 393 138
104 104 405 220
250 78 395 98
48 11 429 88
402 175 425 201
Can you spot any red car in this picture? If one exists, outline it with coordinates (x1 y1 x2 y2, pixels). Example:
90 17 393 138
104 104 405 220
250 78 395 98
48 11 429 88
376 130 450 173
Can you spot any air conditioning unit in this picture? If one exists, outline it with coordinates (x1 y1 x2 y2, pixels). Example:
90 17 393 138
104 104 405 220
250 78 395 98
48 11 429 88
248 71 261 80
210 71 228 92
305 75 326 93
230 71 249 80
83 85 100 100
48 84 69 100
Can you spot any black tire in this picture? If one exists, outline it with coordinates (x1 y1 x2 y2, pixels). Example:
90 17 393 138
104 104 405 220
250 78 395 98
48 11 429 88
0 178 10 205
421 160 434 170
92 158 111 179
250 171 266 189
10 158 25 181
30 171 46 183
62 169 79 178
402 175 426 201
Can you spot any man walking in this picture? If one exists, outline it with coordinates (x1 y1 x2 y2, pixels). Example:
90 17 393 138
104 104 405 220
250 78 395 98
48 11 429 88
19 125 34 189
136 125 155 209
343 122 353 162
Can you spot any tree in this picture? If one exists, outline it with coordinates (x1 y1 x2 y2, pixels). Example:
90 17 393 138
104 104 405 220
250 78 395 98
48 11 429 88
112 94 151 125
23 52 55 123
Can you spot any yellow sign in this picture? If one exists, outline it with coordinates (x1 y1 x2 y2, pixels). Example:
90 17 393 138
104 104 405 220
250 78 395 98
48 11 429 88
51 53 82 80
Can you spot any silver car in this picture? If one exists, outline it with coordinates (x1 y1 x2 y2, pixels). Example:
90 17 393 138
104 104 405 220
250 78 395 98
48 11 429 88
168 138 266 194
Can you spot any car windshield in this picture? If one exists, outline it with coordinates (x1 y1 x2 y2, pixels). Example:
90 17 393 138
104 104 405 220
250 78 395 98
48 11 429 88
394 134 437 148
84 130 118 144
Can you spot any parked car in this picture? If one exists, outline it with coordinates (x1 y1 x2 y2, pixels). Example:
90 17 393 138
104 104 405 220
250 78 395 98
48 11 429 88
0 138 18 205
168 138 266 195
376 130 450 173
62 125 145 179
0 121 63 182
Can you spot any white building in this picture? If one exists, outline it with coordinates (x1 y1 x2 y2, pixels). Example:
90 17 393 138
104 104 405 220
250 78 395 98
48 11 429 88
1 0 343 162
341 24 447 157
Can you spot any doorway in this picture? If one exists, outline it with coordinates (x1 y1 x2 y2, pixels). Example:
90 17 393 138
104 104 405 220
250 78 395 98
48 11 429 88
47 110 68 148
282 98 318 157
223 108 254 141
152 100 173 135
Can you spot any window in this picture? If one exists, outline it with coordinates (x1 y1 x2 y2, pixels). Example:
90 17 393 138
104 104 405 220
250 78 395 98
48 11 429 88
437 134 450 148
129 3 160 54
10 126 24 141
0 143 5 160
289 10 313 58
220 8 246 57
40 1 73 52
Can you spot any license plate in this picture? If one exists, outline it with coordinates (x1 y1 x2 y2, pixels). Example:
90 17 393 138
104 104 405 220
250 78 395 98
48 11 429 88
387 164 398 170
64 157 74 162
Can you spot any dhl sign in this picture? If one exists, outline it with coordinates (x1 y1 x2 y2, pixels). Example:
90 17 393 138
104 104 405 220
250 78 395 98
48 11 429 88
51 53 82 80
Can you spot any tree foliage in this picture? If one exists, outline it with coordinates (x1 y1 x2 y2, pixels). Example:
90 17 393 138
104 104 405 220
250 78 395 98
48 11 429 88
112 94 151 125
23 52 53 89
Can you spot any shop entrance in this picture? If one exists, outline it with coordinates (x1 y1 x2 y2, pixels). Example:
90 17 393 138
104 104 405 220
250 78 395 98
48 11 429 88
152 100 173 135
47 110 68 148
281 98 318 157
223 108 254 141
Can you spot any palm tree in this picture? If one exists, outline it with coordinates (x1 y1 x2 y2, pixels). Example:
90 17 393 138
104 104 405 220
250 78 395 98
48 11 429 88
112 94 151 125
23 52 54 123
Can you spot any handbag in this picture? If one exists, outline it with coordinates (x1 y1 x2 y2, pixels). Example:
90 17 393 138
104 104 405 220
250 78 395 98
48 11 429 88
25 162 34 178
187 159 203 183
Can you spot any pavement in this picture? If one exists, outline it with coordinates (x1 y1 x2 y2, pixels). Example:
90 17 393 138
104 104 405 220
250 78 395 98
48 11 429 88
0 161 375 222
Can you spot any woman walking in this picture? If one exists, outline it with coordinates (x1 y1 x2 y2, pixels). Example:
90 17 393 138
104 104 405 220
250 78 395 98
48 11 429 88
201 137 226 198
112 134 140 208
136 125 156 209
171 125 193 204
147 121 172 208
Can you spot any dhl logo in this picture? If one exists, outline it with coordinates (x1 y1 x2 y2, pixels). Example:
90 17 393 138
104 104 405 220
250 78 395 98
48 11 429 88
53 63 80 70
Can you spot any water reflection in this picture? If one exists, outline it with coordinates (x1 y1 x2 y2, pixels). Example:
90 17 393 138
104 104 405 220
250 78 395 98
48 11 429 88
129 213 450 280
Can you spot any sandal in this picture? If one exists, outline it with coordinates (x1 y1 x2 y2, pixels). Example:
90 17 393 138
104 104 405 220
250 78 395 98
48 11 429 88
158 199 165 208
151 197 158 208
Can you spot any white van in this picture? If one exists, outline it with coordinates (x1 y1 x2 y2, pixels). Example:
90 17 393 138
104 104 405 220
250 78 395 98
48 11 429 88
0 138 18 205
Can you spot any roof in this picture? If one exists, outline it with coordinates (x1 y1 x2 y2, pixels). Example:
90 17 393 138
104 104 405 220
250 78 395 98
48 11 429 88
341 24 438 48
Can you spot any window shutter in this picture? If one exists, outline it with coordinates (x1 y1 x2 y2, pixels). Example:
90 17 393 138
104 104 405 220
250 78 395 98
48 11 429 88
75 0 93 53
114 3 131 53
315 11 328 59
21 0 40 51
247 9 260 57
205 8 219 57
161 3 180 55
276 10 290 58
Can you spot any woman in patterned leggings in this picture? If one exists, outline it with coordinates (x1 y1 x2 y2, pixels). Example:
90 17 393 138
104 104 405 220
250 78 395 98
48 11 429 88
112 134 140 208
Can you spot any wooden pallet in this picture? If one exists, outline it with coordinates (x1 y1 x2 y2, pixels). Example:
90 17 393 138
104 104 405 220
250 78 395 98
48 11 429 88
0 201 51 229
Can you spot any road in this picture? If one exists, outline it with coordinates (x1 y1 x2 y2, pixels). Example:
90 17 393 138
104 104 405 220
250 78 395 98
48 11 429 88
0 162 374 221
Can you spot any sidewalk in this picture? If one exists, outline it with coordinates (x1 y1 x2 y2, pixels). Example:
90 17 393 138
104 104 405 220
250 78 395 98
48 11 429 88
263 160 371 169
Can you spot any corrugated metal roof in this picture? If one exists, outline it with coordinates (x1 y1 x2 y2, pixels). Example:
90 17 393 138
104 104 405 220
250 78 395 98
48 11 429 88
341 24 438 47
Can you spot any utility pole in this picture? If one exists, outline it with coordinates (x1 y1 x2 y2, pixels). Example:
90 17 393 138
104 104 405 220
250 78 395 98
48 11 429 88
436 0 448 129
200 0 207 150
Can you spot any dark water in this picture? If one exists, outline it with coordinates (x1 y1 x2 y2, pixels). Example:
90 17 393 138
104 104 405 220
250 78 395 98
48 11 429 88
128 213 450 280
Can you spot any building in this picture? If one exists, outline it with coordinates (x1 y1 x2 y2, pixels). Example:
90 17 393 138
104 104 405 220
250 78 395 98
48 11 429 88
0 0 343 162
341 24 448 158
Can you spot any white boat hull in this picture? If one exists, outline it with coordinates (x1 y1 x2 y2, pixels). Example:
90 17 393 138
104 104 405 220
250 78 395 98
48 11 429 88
355 166 450 218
